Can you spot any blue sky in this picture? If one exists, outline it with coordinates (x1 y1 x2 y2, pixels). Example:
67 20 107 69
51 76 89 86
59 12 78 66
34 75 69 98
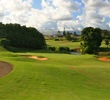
0 0 110 34
33 0 42 9
33 0 82 9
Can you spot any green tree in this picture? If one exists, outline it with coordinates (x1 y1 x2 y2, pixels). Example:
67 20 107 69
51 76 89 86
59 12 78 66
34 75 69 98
102 29 110 49
101 29 110 39
80 27 102 54
105 39 109 48
73 32 78 36
0 22 6 38
65 31 72 41
0 23 46 49
63 28 66 36
57 31 62 37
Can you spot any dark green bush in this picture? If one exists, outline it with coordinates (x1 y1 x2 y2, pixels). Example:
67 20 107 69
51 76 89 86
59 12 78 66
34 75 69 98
58 47 70 53
54 38 59 41
1 39 10 47
71 38 78 42
47 46 56 51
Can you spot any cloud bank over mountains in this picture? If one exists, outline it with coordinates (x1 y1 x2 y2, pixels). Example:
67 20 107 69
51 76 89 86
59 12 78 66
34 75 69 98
0 0 110 34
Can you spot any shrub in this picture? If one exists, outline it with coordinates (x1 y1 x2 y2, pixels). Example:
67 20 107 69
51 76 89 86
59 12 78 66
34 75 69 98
1 39 10 47
70 48 80 52
54 38 59 41
98 52 109 56
58 47 70 53
71 38 78 42
64 47 70 52
47 46 56 51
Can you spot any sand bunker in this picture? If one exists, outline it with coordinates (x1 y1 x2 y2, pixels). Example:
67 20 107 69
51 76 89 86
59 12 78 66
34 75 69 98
0 61 13 78
98 57 110 62
28 56 48 61
21 55 48 61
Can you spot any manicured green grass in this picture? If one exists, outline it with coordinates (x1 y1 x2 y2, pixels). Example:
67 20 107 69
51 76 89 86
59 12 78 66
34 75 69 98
46 40 80 49
0 45 110 100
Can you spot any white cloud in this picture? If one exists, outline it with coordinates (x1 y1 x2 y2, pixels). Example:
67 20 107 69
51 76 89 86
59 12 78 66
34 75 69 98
0 0 81 34
0 0 110 34
82 0 110 30
32 0 81 34
41 0 80 21
0 0 32 24
57 20 83 31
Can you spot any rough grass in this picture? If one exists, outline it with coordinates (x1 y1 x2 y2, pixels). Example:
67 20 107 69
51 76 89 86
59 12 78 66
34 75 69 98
0 41 110 100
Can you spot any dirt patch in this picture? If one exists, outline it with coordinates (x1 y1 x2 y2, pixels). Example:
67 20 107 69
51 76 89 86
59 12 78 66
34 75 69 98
98 57 110 62
0 61 13 78
21 55 48 61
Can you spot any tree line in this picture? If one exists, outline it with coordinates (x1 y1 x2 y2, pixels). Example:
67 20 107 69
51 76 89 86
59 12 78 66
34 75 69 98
0 23 46 49
56 28 79 42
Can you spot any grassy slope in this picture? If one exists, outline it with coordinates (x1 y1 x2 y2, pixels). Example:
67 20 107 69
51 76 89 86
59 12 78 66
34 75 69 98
0 42 110 100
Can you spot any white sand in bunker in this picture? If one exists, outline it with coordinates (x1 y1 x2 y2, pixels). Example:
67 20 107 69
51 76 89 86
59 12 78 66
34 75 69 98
0 61 13 78
27 56 48 61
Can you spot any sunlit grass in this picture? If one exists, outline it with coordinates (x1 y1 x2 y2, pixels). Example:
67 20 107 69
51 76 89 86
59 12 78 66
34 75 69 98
46 40 80 49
